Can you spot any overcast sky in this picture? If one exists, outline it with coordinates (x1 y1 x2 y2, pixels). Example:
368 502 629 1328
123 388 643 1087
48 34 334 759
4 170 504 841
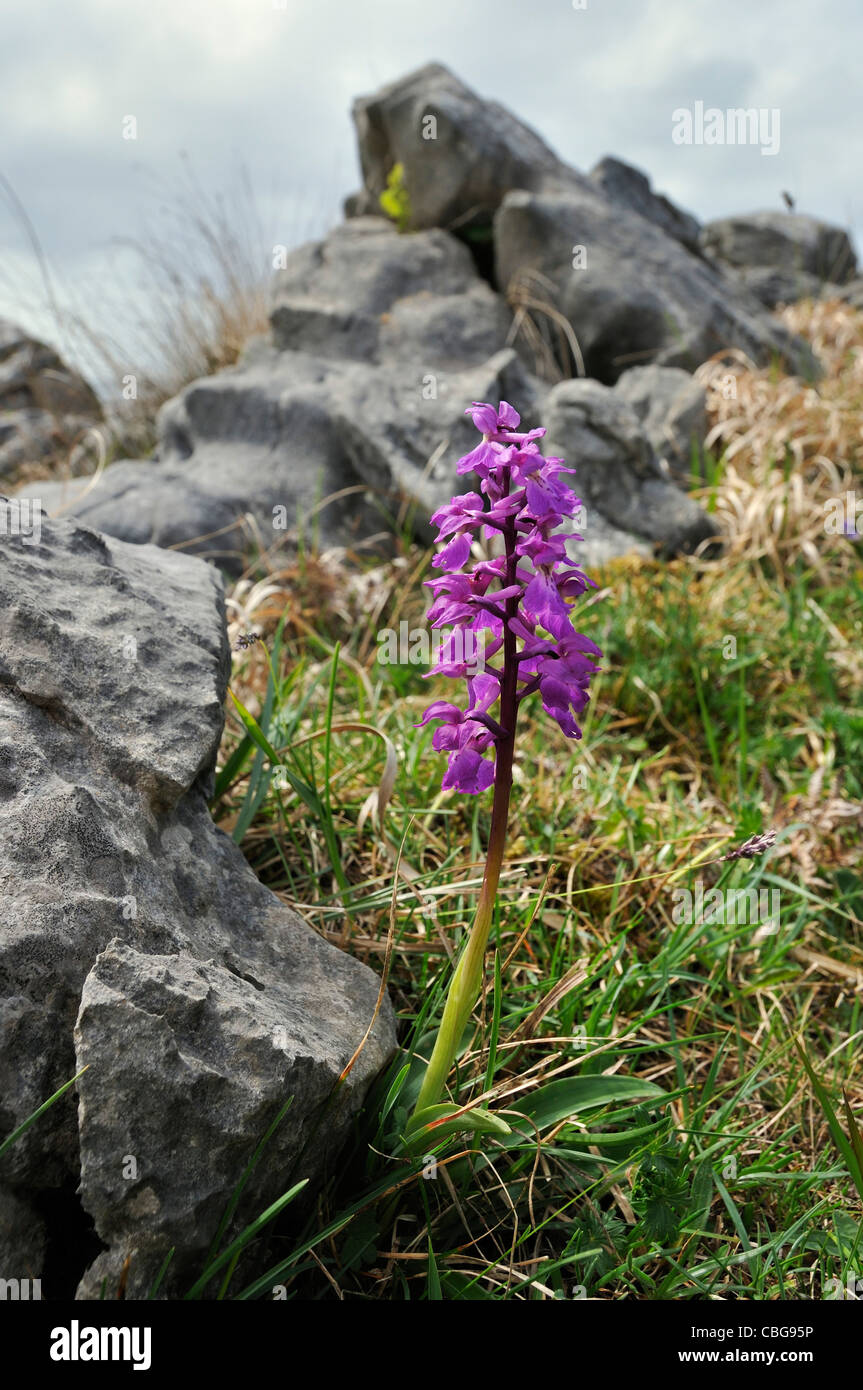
2 0 860 382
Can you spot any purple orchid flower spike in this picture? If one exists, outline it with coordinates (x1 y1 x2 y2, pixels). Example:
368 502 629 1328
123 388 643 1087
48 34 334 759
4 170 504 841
417 399 601 794
408 400 602 1132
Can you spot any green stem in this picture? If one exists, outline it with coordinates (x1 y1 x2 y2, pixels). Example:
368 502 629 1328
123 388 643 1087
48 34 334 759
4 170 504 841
411 515 520 1120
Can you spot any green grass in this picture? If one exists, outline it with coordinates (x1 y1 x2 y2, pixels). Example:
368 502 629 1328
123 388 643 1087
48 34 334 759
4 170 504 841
9 301 858 1301
206 508 863 1299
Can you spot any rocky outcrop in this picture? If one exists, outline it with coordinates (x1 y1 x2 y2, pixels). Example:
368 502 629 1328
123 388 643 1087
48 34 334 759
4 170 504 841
495 187 817 383
0 318 101 479
347 64 816 381
702 212 857 283
16 208 715 572
345 61 580 232
16 61 853 578
20 323 537 571
701 212 858 307
543 380 717 555
614 365 708 484
0 501 395 1298
588 156 701 253
270 216 510 363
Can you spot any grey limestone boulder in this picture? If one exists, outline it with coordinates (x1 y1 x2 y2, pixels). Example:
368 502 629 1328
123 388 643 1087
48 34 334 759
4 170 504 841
495 186 819 383
543 379 717 554
271 218 513 369
0 502 395 1298
18 338 540 571
729 265 827 309
346 62 580 233
0 318 102 479
700 212 857 288
835 279 863 310
346 65 818 382
614 364 708 482
588 156 701 253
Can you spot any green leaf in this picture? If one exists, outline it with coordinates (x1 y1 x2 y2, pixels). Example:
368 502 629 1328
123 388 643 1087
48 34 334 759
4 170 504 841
843 1089 863 1193
500 1075 665 1147
688 1159 715 1228
484 949 503 1093
205 1096 295 1279
228 689 281 766
227 686 329 839
232 765 273 843
235 1160 431 1300
631 1145 691 1241
213 734 253 800
379 162 411 231
404 1102 511 1150
148 1248 175 1300
551 1116 667 1153
379 1063 411 1127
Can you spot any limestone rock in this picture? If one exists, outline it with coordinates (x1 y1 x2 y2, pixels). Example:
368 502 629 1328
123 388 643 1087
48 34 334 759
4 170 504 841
0 502 395 1297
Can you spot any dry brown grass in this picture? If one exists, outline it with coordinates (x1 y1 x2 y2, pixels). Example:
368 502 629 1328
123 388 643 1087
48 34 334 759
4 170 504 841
693 299 863 580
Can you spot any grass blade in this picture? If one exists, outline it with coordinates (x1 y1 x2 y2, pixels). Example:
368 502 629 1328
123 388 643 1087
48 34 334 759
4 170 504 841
0 1067 88 1161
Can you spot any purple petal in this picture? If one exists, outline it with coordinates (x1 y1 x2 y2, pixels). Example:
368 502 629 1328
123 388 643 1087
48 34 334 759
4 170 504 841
442 747 496 794
416 700 464 728
538 675 582 739
467 671 501 713
457 440 499 475
466 402 498 434
433 533 472 571
496 400 521 430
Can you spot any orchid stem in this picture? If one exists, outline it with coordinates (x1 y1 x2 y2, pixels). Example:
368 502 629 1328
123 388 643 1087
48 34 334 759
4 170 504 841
411 518 519 1120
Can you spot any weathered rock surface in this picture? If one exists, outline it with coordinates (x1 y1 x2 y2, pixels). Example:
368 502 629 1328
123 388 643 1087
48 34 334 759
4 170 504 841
19 333 706 571
18 351 385 572
729 265 827 309
701 212 857 289
20 333 538 571
566 509 652 570
271 218 514 370
495 187 818 383
614 365 708 483
347 65 817 382
0 318 102 479
0 1188 46 1282
836 279 863 310
0 501 395 1297
346 62 581 232
588 156 701 253
543 380 717 554
271 217 510 362
14 203 716 571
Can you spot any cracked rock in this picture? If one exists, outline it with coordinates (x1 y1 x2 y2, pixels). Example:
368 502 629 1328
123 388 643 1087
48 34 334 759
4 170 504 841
0 501 395 1298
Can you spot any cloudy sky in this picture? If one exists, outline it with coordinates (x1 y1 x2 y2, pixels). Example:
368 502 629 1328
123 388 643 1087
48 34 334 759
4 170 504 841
2 0 860 382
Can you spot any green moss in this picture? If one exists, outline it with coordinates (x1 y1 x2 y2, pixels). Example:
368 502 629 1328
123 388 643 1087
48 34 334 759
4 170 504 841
379 162 411 232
